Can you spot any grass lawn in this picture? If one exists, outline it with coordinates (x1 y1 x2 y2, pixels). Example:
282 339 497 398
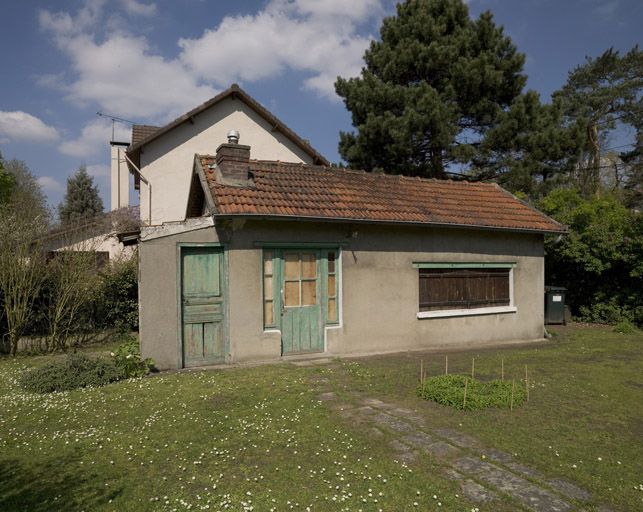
0 325 641 511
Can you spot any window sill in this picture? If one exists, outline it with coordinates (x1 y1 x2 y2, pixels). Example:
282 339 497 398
417 306 517 319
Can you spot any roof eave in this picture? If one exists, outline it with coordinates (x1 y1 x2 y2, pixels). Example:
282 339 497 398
211 212 568 235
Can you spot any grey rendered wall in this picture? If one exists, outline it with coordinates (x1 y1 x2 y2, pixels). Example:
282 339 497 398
139 226 220 369
139 219 545 369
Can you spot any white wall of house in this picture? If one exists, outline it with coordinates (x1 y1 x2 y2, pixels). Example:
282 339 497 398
55 233 136 262
138 98 314 226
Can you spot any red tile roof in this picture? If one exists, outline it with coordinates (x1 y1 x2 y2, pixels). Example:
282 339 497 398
198 157 565 234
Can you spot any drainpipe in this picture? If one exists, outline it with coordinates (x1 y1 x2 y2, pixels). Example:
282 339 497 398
124 153 152 226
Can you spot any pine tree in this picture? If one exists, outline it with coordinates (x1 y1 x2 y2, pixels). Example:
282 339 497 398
58 165 104 225
335 0 583 192
553 46 643 197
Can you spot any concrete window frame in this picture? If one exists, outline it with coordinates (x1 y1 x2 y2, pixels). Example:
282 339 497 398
413 262 517 319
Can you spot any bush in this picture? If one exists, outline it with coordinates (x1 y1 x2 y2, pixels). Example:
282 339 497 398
94 256 139 331
19 353 123 393
417 374 527 411
110 336 154 378
613 319 638 334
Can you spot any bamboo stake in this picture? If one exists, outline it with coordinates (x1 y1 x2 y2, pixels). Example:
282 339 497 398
501 358 504 381
445 355 448 375
420 359 424 385
471 357 475 379
525 364 529 402
463 378 468 409
510 379 515 411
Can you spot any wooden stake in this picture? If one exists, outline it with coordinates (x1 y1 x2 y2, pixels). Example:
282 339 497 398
420 359 423 385
471 357 475 379
525 364 529 402
510 379 515 411
445 355 448 375
501 358 504 381
463 378 468 409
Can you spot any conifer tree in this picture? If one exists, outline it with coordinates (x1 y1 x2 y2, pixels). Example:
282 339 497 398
58 165 104 225
335 0 583 193
553 46 642 198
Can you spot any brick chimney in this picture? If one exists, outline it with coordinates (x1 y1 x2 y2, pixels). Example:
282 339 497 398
215 130 250 183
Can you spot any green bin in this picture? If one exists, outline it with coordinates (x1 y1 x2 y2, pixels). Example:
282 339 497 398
544 286 567 325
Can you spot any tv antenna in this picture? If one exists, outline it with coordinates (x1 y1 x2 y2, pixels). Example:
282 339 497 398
96 111 137 141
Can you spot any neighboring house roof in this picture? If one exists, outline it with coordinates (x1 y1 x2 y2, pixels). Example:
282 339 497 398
196 157 566 234
40 207 141 251
126 84 329 168
131 124 160 146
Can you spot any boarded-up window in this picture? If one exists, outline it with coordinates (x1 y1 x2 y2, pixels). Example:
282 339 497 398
419 268 510 312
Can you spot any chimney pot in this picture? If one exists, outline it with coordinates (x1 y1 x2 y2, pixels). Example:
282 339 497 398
227 129 240 144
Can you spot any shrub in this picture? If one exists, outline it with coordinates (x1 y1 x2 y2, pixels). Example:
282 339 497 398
93 256 139 331
613 319 638 334
417 374 527 411
110 336 154 378
19 353 123 393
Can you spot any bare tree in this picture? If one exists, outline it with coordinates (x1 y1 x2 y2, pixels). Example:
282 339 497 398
0 207 48 355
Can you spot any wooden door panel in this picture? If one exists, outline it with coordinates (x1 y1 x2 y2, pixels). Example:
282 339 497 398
281 251 323 355
181 247 225 367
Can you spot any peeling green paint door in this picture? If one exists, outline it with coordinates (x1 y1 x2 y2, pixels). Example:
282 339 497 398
281 251 323 354
181 247 225 367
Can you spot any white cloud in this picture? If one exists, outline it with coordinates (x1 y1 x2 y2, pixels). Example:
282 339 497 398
179 0 383 99
38 0 385 119
86 163 110 177
0 111 60 142
60 118 130 158
120 0 157 17
37 176 65 195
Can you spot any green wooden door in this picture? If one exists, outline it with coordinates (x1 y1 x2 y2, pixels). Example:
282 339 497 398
181 247 225 367
281 251 323 354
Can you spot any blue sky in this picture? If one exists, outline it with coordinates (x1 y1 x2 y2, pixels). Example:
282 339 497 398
0 0 641 210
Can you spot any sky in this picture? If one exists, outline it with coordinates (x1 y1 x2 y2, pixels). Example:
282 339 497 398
0 0 641 212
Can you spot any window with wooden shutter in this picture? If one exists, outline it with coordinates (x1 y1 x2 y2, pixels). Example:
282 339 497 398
416 264 514 316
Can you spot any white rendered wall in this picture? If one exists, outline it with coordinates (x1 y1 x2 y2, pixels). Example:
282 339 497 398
138 99 315 225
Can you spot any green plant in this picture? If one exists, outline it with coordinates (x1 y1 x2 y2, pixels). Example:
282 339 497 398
19 353 123 393
94 257 139 331
417 374 527 411
110 336 154 378
613 319 638 334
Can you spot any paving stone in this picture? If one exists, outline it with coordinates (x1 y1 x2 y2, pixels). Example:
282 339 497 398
355 406 377 415
389 440 416 463
402 431 436 448
318 392 336 401
433 428 482 449
506 461 544 480
371 413 416 434
546 478 591 501
425 440 460 459
480 448 514 464
453 457 571 512
361 397 385 407
369 427 384 438
443 469 464 481
460 479 498 503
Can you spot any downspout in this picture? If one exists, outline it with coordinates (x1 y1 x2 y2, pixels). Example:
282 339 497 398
124 153 152 226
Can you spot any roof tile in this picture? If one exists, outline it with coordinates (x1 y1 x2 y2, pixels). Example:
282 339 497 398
201 158 565 233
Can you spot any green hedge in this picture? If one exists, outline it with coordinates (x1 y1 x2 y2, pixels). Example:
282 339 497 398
19 353 123 393
417 374 527 410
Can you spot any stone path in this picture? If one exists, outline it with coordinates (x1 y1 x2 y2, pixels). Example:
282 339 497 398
325 394 595 512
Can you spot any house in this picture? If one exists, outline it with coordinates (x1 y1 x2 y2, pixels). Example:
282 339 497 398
129 85 565 369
